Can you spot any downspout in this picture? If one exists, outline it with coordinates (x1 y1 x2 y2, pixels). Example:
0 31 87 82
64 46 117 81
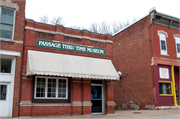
171 65 177 106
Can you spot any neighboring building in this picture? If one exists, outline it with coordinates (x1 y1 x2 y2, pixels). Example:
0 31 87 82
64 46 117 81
19 19 119 116
113 9 180 109
0 0 25 118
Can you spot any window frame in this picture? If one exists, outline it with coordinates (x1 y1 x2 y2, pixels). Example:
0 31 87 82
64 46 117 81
34 76 68 99
158 31 168 56
0 55 14 75
174 36 180 57
159 81 173 96
0 7 16 40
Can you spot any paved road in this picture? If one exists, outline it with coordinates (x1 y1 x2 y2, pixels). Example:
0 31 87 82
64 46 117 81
137 114 180 119
9 109 180 119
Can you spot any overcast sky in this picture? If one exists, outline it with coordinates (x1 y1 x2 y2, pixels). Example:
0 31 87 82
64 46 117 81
26 0 180 29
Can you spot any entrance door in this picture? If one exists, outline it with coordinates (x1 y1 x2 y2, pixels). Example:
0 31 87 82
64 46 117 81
0 83 10 117
0 56 15 117
91 84 103 114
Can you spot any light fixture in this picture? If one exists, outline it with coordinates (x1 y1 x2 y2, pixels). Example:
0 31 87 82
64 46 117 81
117 71 122 78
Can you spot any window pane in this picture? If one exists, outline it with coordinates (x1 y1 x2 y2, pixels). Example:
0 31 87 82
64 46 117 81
47 78 56 98
1 8 14 25
0 24 13 39
41 93 45 97
0 85 7 100
161 40 166 50
159 83 172 94
63 80 66 83
36 93 40 97
58 93 62 97
0 58 12 73
177 43 180 53
159 34 166 40
58 79 66 98
36 78 45 97
36 88 40 92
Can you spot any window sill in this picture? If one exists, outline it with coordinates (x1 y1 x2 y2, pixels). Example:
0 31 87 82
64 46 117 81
32 103 71 106
160 54 169 56
0 38 23 43
19 102 72 107
0 38 15 43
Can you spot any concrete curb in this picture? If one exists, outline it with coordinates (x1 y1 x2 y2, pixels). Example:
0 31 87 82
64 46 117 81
155 106 180 110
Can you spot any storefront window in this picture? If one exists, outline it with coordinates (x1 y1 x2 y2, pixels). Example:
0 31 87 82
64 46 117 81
35 76 68 99
159 82 172 94
36 78 45 97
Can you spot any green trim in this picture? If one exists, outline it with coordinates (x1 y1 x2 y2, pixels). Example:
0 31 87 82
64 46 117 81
37 39 105 55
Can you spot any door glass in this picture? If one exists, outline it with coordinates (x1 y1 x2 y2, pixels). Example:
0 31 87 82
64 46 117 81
91 86 102 99
0 58 12 73
91 86 102 113
0 85 7 100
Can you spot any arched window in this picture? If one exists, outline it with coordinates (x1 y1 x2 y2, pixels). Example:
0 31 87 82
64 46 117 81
158 31 168 55
174 35 180 57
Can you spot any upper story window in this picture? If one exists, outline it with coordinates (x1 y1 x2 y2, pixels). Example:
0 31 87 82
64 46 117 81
158 31 168 55
174 36 180 57
0 7 15 40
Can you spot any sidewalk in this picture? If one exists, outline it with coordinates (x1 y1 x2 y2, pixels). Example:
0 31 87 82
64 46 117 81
14 109 180 119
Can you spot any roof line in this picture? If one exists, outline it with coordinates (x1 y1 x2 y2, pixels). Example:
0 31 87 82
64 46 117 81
156 11 180 21
113 14 149 36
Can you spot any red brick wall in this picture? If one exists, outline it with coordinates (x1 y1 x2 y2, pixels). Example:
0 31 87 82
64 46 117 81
151 19 180 107
19 106 32 117
32 106 72 116
22 20 113 74
0 0 25 117
113 16 154 109
106 106 115 114
83 106 91 115
20 20 113 116
152 24 180 61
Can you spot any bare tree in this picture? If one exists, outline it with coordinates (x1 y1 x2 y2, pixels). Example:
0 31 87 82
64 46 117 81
98 21 112 34
123 20 130 27
132 18 137 23
39 15 49 24
89 23 98 33
89 19 137 35
111 21 124 34
89 21 112 35
51 16 64 25
70 26 84 30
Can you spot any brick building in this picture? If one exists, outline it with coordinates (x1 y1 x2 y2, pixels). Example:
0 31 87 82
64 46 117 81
113 9 180 109
19 19 119 116
0 0 25 117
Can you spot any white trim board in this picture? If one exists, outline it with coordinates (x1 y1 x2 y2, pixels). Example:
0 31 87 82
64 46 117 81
25 26 113 44
0 0 19 10
0 50 20 57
